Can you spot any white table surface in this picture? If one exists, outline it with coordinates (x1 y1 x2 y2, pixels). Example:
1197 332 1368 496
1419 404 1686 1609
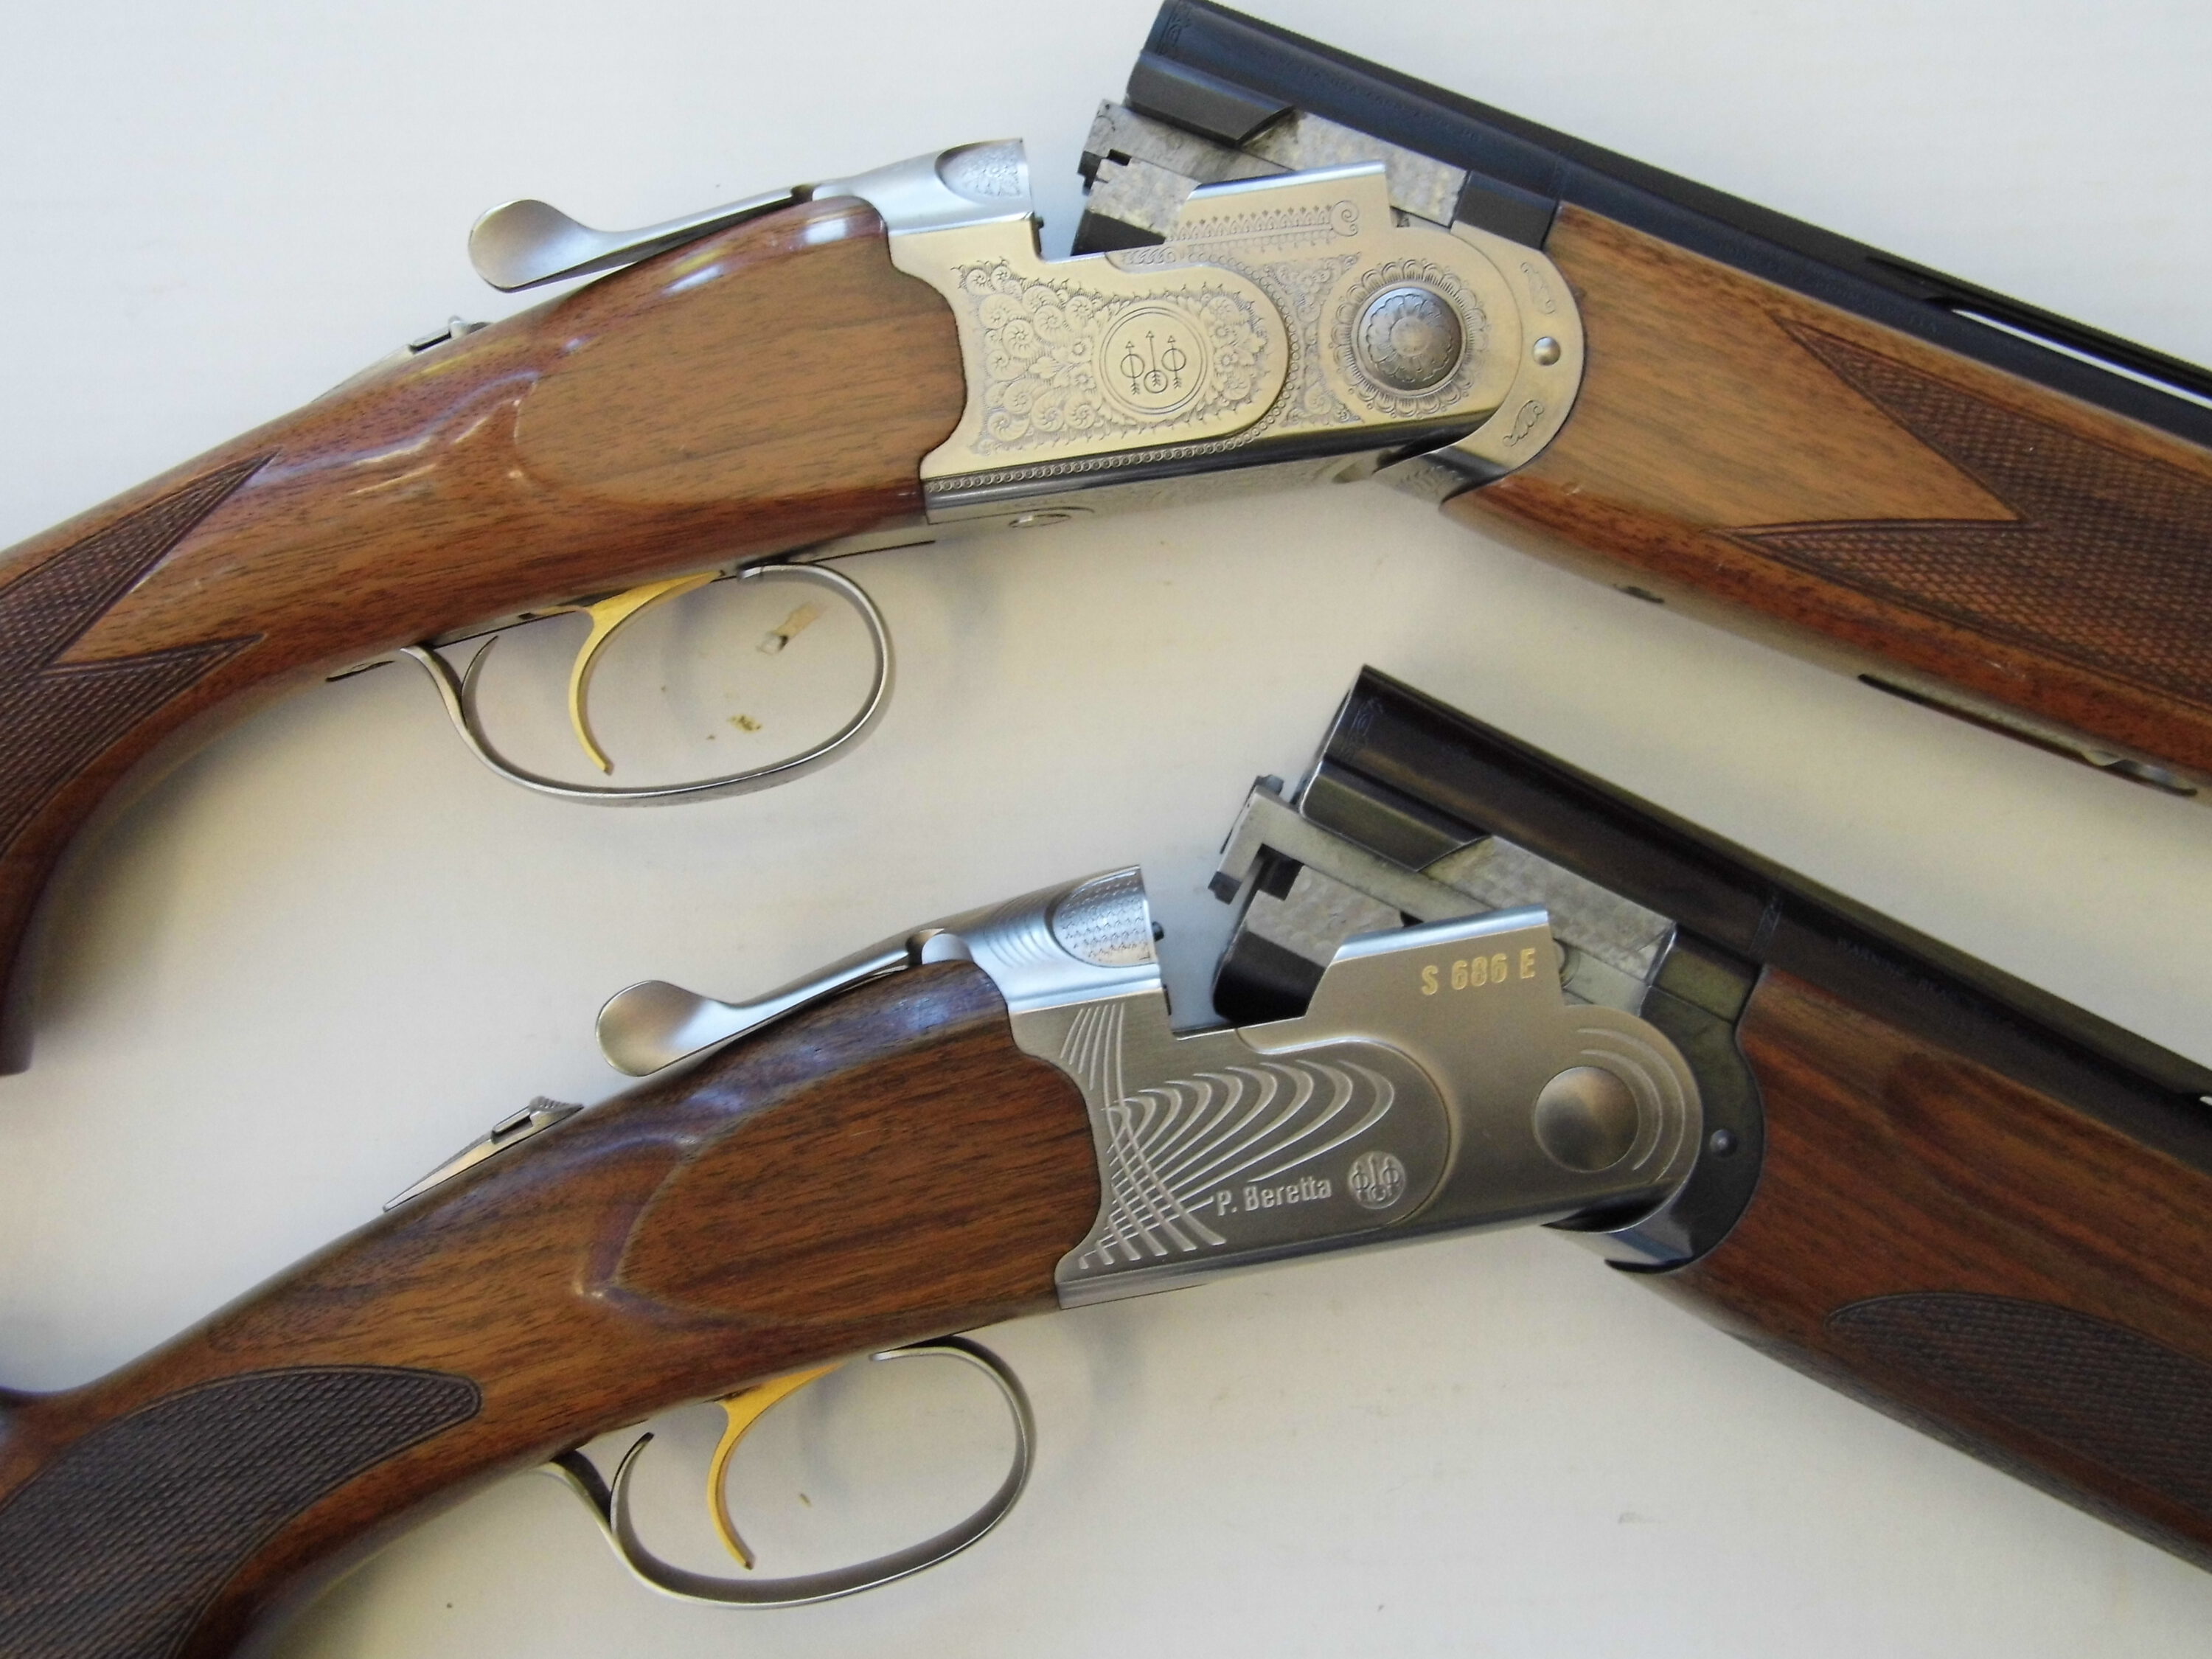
4 1 2211 1654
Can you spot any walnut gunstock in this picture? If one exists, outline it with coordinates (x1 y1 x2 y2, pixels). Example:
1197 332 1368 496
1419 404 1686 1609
1458 206 2212 794
1127 3 2212 790
0 195 964 1073
1299 668 2212 1573
0 962 1097 1659
15 7 2211 1081
1670 967 2212 1571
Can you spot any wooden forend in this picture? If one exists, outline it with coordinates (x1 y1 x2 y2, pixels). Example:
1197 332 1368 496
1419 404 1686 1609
0 963 1098 1658
1666 970 2212 1567
1455 205 2212 785
0 195 964 1069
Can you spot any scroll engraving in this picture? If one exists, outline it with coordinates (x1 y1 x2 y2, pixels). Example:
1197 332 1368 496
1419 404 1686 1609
917 166 1533 495
1251 253 1364 429
956 261 1271 454
1502 399 1547 448
1519 260 1559 316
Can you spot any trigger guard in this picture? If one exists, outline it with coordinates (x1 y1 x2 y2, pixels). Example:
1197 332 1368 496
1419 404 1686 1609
400 560 892 806
542 1337 1035 1607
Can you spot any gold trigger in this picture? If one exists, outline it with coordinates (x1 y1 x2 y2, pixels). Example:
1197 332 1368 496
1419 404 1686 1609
559 573 718 773
707 1364 841 1568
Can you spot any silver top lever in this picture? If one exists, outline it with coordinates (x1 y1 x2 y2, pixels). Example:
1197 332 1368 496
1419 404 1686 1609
468 187 801 291
467 139 1031 291
597 936 921 1077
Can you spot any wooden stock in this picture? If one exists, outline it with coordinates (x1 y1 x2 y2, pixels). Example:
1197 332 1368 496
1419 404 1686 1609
0 962 1098 1659
1666 970 2212 1568
0 195 964 1071
1456 205 2212 787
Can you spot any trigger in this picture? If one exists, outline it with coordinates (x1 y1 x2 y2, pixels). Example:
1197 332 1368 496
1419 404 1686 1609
708 1364 840 1568
563 573 717 773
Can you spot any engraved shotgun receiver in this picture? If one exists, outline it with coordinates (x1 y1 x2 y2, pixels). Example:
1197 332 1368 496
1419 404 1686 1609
4 670 2211 1657
2 1 2206 1074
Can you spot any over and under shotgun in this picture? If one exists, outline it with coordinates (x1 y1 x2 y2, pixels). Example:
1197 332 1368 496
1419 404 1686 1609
0 1 2204 1074
4 669 2209 1655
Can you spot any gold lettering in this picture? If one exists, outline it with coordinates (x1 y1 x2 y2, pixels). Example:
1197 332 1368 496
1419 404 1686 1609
1429 942 1548 995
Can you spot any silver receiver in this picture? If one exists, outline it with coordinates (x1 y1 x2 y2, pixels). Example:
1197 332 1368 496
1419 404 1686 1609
588 865 1700 1307
435 112 1584 810
556 842 1711 1608
954 871 1698 1304
467 129 1582 534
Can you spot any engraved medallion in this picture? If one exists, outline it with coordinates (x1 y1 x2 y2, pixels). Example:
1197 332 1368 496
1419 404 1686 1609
943 260 1277 461
1353 285 1463 392
1329 257 1489 417
1102 306 1205 419
1347 1149 1408 1210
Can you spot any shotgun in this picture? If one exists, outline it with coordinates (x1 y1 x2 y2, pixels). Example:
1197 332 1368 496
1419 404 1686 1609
1 668 2206 1658
0 1 2204 1078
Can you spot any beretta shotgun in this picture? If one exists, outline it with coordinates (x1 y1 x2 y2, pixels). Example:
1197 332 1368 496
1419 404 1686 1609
0 0 2205 1077
3 669 2209 1657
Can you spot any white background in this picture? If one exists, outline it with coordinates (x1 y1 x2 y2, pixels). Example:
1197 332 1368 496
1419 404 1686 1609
4 1 2212 1654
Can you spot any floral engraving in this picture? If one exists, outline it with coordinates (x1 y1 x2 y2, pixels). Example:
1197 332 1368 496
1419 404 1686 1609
956 261 1271 454
1250 254 1363 429
1332 258 1489 417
